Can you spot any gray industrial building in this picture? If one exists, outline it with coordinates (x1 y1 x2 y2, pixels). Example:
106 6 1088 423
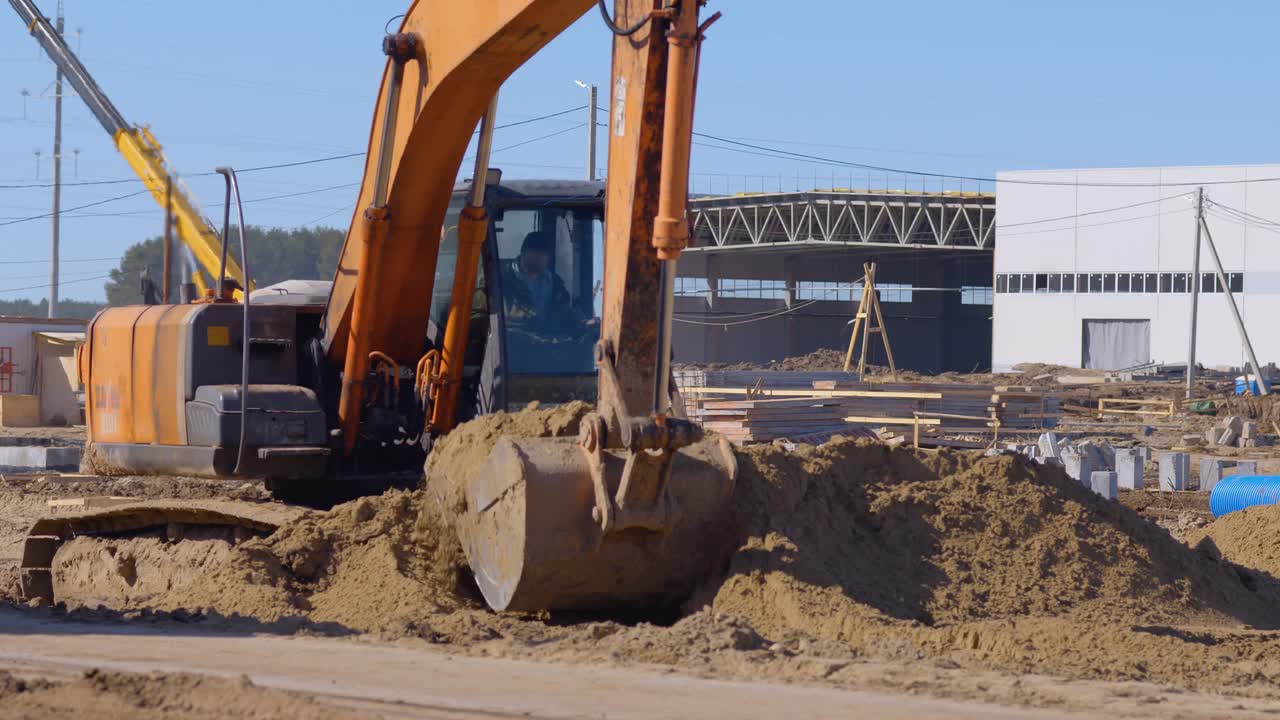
993 164 1280 372
673 189 995 373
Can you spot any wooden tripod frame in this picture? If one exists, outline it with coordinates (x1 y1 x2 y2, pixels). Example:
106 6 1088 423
841 262 897 380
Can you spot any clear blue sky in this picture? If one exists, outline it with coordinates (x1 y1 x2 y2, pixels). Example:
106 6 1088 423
2 0 1279 302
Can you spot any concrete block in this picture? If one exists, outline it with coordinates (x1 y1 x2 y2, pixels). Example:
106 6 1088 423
1090 471 1119 500
1159 452 1190 492
0 445 82 473
1037 432 1061 460
1115 449 1144 490
1205 428 1220 445
1242 421 1260 440
1138 446 1153 465
1235 460 1259 476
1218 429 1239 447
0 394 39 428
1200 458 1225 493
1062 451 1096 486
1225 416 1245 434
1181 434 1205 447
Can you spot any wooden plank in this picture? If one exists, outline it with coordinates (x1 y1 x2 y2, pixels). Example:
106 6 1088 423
683 387 943 400
844 416 942 426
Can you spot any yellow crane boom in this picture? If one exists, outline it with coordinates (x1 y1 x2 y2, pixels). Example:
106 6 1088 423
10 0 247 298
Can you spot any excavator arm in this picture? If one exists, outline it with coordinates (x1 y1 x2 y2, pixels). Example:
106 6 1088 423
325 0 734 612
323 0 709 448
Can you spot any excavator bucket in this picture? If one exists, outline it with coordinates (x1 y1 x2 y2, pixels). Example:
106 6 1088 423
454 435 737 612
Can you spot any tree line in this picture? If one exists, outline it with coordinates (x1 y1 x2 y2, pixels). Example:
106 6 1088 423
0 225 344 319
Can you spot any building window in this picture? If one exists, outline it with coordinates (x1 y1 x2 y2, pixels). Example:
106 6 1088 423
1103 273 1116 293
1117 273 1130 293
1020 274 1034 293
1145 273 1157 293
1061 273 1075 292
1034 273 1048 292
878 283 913 303
995 274 1008 293
1088 274 1102 292
1048 274 1061 292
1008 274 1021 293
1230 273 1244 293
1173 273 1187 293
1201 272 1216 293
961 286 993 305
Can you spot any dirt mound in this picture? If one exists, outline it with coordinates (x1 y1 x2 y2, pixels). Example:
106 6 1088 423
0 668 368 719
54 531 234 608
1218 394 1280 430
152 402 592 634
1189 504 1280 580
707 439 1280 638
51 402 1280 694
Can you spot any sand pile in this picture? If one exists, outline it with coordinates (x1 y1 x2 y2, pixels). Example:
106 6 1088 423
150 402 591 634
1189 504 1280 580
707 439 1280 639
0 669 367 719
56 402 1280 691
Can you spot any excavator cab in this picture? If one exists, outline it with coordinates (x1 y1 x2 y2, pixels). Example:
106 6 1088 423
431 179 605 422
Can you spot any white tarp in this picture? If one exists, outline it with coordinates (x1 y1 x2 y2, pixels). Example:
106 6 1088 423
33 331 84 426
1082 319 1151 370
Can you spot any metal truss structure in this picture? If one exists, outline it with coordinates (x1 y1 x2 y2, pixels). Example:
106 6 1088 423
688 190 996 251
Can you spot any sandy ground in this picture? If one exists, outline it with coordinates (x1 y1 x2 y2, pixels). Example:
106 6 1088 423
9 385 1280 718
5 607 1280 720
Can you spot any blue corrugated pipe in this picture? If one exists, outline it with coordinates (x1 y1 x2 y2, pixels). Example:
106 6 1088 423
1210 475 1280 517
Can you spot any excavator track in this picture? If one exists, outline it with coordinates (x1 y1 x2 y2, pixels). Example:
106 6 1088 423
19 500 306 605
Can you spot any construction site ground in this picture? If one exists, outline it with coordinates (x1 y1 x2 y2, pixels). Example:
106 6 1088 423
6 372 1280 718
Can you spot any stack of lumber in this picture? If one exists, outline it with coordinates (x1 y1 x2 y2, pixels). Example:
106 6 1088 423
675 370 1058 436
687 396 856 443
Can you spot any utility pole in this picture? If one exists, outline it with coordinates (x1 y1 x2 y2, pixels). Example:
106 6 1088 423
576 80 597 181
587 83 597 181
1186 187 1204 398
1199 209 1269 396
48 0 64 318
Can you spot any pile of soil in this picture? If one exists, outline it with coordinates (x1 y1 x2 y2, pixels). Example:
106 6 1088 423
46 402 1280 694
1189 504 1280 580
151 402 591 635
0 669 367 719
1219 394 1280 431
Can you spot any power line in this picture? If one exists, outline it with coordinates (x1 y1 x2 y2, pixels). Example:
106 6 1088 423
999 192 1194 229
692 132 1280 189
0 105 589 191
998 205 1194 238
1206 199 1280 227
0 273 111 295
487 123 585 156
0 189 148 227
2 255 120 265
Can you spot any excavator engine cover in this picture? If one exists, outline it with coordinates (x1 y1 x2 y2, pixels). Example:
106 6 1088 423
455 435 737 612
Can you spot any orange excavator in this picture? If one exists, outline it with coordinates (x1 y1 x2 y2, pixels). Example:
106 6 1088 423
20 0 736 613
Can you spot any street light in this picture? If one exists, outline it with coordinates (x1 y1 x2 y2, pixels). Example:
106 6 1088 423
574 80 598 181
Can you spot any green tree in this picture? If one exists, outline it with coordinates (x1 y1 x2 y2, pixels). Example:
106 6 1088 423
105 225 344 306
0 298 104 320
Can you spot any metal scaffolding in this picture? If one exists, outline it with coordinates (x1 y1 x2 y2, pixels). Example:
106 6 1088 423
688 190 996 251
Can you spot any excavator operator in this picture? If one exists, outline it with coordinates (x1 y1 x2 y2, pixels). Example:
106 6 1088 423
501 230 590 336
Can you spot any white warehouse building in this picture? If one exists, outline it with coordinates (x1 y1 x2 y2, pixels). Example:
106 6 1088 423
993 164 1280 372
